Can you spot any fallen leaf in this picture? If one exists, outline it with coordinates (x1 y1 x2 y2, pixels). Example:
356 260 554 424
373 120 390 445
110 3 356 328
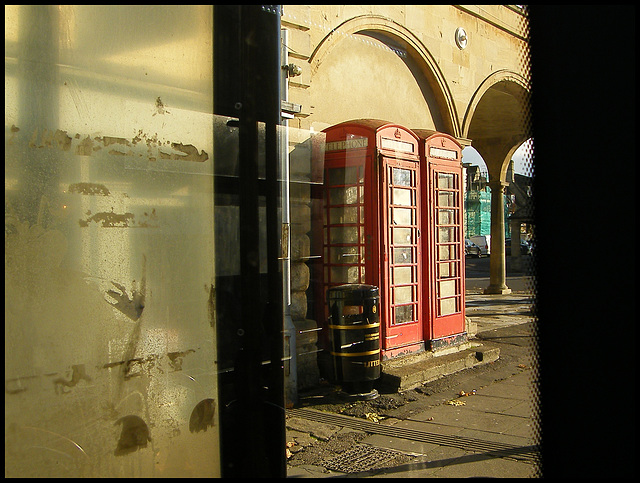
446 399 466 406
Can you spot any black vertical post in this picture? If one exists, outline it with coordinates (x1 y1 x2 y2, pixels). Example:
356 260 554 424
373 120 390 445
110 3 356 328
261 5 287 479
214 5 285 477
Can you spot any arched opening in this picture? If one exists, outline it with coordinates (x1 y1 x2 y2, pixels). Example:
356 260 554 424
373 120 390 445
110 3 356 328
308 15 458 135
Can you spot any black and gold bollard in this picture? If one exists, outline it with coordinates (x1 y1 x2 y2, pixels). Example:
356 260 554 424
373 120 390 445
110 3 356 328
327 284 380 399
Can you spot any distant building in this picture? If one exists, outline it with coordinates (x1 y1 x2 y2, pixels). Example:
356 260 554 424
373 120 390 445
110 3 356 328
464 161 533 240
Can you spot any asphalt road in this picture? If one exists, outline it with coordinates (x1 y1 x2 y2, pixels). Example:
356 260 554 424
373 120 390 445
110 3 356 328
464 254 535 294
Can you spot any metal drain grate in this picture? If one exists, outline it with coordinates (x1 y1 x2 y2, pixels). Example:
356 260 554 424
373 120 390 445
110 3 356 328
324 444 411 473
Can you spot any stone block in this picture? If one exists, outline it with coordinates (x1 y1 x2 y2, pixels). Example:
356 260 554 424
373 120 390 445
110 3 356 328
291 233 310 261
290 290 307 320
290 262 310 292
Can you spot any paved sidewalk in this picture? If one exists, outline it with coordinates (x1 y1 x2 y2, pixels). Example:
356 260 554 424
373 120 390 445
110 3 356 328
286 288 540 478
358 368 539 478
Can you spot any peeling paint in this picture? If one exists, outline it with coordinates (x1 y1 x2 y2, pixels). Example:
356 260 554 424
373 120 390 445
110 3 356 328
68 182 110 196
79 210 134 228
153 96 170 116
13 124 209 163
167 350 196 371
160 142 209 162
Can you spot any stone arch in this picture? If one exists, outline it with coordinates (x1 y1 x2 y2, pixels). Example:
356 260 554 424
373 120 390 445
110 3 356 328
462 69 531 182
309 15 460 136
462 69 531 141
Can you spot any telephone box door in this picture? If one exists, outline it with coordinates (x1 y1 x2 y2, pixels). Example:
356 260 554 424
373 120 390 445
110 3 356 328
422 134 466 342
381 156 422 350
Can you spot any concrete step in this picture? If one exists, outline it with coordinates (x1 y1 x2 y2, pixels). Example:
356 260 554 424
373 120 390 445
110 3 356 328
378 343 500 392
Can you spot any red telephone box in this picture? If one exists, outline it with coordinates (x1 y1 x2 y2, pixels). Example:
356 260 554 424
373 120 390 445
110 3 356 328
315 120 467 367
317 120 424 359
414 130 466 348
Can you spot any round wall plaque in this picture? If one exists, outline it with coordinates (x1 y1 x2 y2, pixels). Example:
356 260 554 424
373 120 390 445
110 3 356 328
455 27 468 50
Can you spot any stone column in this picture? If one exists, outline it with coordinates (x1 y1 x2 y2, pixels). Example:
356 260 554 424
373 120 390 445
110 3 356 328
484 179 511 294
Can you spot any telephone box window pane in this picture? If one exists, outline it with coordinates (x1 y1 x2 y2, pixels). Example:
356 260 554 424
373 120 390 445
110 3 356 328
328 166 361 186
438 245 456 260
438 263 450 278
438 173 455 189
394 267 412 284
439 279 457 297
393 207 413 225
394 286 413 304
392 167 412 186
330 226 358 244
438 209 455 225
395 305 414 324
438 227 455 243
393 227 412 245
438 263 457 278
330 186 359 205
440 298 457 316
330 246 359 264
393 188 412 206
393 247 413 264
330 206 358 224
331 266 361 284
438 191 455 207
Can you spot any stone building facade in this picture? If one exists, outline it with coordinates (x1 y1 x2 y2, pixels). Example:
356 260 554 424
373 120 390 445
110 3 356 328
279 5 531 389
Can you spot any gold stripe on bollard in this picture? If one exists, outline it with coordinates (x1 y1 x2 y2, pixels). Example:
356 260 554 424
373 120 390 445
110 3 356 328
330 349 380 357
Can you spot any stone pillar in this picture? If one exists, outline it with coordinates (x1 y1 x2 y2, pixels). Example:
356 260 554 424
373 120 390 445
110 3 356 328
484 180 511 294
289 181 321 390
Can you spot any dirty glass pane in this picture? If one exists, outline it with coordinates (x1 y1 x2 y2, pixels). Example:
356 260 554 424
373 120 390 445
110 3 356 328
438 227 455 243
394 286 413 304
439 280 457 297
5 5 219 477
394 266 413 284
393 207 413 225
330 206 358 224
392 167 412 186
438 209 455 225
393 247 413 264
330 186 359 204
438 191 455 207
392 188 412 206
329 226 358 244
438 244 456 260
438 262 457 278
393 227 412 245
395 305 414 324
330 266 361 283
329 246 360 264
438 173 455 189
439 298 457 316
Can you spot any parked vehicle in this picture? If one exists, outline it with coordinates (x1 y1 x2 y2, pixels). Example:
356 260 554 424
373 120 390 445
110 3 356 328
469 235 491 256
505 238 532 256
465 239 482 258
